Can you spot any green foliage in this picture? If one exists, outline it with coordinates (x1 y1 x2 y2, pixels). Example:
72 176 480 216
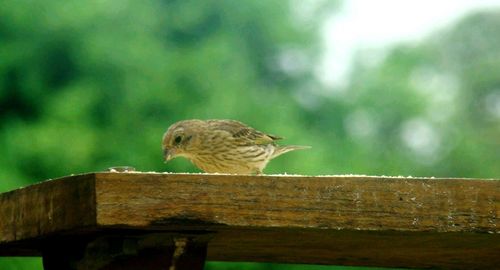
343 10 500 178
0 0 499 269
0 258 42 270
0 0 329 185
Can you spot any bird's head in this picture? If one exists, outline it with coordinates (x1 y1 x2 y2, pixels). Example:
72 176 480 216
162 120 202 162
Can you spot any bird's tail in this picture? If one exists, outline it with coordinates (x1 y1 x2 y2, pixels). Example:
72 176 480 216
272 145 311 159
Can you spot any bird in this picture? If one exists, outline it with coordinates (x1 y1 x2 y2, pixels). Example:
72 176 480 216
162 119 310 174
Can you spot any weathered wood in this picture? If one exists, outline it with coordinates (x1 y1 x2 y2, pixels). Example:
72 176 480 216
0 174 96 243
0 173 499 270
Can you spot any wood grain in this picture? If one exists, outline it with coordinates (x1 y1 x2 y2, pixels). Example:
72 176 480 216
0 174 95 243
0 173 498 269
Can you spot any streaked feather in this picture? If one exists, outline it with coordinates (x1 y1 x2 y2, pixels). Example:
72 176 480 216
162 119 309 174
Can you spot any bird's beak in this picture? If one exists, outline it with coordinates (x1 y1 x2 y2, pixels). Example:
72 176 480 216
163 148 175 163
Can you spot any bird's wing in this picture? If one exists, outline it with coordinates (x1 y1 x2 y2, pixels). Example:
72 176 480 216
207 120 282 145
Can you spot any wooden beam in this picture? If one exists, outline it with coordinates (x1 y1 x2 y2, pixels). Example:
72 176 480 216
0 174 96 243
0 173 499 269
41 234 208 270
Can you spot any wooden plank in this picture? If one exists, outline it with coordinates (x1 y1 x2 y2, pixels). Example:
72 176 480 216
94 173 499 232
0 174 96 243
0 173 499 269
207 228 498 269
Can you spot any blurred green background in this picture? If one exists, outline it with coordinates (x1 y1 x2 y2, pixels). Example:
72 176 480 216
1 0 499 269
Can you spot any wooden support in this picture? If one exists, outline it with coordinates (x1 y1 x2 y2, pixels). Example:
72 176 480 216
0 173 499 269
40 234 209 270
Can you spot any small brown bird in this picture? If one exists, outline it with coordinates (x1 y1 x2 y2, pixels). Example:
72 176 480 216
162 119 310 174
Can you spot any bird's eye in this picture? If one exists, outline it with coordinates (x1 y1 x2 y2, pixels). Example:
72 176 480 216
174 136 182 144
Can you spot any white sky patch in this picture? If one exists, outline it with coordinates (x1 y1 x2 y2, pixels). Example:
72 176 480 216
317 0 500 90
